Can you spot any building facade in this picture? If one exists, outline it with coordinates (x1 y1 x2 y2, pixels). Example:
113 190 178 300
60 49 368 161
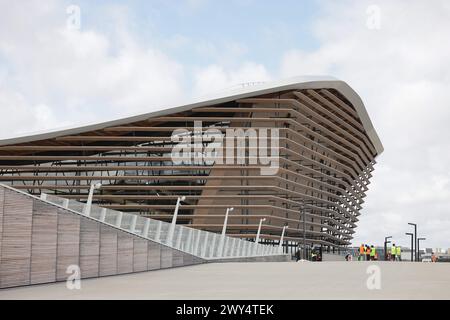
0 77 383 254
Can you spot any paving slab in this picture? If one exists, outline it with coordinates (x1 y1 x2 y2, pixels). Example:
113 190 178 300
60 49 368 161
0 261 449 300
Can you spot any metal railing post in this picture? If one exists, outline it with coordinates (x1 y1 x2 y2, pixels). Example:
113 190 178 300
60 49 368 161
130 215 137 233
155 221 162 242
194 231 201 256
175 227 183 249
142 219 150 238
202 232 209 258
100 208 107 222
115 212 123 228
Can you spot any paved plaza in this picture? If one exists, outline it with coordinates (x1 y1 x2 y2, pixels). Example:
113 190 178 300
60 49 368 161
1 261 449 300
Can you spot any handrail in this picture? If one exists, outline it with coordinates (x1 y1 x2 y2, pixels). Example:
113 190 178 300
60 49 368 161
38 192 284 260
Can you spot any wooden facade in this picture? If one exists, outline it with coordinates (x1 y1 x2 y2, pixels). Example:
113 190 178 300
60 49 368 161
0 186 204 288
0 81 383 253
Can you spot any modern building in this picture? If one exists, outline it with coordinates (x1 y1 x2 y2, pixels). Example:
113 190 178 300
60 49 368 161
0 76 383 255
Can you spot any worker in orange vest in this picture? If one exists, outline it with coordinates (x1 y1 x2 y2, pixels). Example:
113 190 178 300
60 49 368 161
359 244 365 261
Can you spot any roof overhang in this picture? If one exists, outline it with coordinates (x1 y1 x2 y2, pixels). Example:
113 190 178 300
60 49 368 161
0 76 383 155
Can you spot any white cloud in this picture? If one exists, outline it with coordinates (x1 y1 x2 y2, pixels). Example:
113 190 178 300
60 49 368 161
280 0 450 248
0 0 185 138
193 62 271 97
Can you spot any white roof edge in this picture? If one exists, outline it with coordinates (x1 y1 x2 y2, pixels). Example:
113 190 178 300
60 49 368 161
0 76 383 155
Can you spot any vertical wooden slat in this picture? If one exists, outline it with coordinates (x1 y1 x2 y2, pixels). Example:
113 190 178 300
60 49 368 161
172 250 184 267
99 225 118 277
0 190 33 288
79 218 100 279
56 210 80 281
117 233 133 274
30 199 57 284
160 246 173 269
147 242 161 270
133 239 148 272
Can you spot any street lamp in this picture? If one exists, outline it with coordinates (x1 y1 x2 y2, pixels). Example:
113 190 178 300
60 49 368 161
384 236 392 261
255 218 266 245
417 237 426 262
301 205 307 260
166 196 186 246
408 223 417 261
253 218 266 255
218 207 234 257
83 182 102 216
278 224 288 253
406 232 414 262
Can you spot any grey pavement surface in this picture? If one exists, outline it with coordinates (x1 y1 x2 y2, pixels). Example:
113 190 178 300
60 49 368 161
1 261 449 300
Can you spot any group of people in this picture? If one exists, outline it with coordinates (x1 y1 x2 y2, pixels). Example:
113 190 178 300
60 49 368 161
358 244 379 261
357 244 402 261
387 244 402 261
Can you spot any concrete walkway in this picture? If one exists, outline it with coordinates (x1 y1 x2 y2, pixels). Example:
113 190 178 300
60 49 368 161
1 261 449 300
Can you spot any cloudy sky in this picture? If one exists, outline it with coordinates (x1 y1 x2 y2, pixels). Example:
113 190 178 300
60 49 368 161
1 0 449 249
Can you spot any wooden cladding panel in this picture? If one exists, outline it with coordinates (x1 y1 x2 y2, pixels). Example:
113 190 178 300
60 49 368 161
160 246 173 269
56 210 80 281
79 218 100 278
147 242 161 270
183 253 194 266
117 233 133 274
0 190 33 287
99 225 118 277
133 239 148 272
0 186 204 288
30 200 57 284
172 250 184 267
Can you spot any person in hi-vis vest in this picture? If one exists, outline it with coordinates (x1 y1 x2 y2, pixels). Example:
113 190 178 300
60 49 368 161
359 244 365 261
396 246 402 261
391 244 397 261
370 245 376 261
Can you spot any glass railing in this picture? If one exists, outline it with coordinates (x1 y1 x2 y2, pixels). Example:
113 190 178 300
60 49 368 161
41 193 282 259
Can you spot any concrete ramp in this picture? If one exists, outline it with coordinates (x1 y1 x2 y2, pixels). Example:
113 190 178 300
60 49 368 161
0 185 204 289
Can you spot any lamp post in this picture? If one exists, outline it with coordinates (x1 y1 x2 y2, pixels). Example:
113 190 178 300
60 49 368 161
406 232 414 262
278 224 288 253
417 237 426 262
218 207 234 257
255 218 266 244
408 223 417 261
301 206 307 260
166 196 186 246
384 236 392 261
83 182 102 216
253 218 266 255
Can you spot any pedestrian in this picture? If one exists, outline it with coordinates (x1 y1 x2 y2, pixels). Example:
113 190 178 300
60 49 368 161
431 252 437 263
370 245 376 261
391 244 396 261
359 244 365 261
396 245 402 261
365 245 371 261
295 248 300 262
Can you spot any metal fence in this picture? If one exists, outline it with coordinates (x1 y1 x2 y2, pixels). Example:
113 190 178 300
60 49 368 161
41 193 282 260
